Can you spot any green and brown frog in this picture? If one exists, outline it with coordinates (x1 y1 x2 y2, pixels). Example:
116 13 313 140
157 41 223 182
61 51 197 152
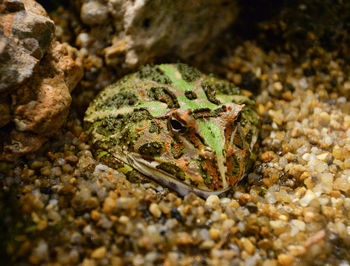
84 64 260 198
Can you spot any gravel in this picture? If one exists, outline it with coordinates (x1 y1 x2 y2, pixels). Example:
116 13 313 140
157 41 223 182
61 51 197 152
1 9 350 266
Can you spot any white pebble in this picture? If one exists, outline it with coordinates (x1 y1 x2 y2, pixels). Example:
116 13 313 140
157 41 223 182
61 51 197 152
205 195 220 208
299 190 316 207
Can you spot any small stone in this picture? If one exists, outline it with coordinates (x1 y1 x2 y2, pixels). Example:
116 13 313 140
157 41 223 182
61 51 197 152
91 210 100 221
277 254 294 265
91 246 106 259
268 109 284 126
333 145 344 160
176 232 193 245
65 155 79 164
319 111 330 125
209 227 220 240
82 258 96 266
81 1 109 26
205 195 220 208
273 81 283 91
291 219 305 231
103 197 116 214
260 151 276 162
149 203 162 218
241 237 255 254
316 152 330 162
199 240 215 250
333 177 350 193
262 260 278 266
119 215 129 224
287 245 306 256
270 220 287 235
304 230 326 248
282 90 293 101
299 190 316 207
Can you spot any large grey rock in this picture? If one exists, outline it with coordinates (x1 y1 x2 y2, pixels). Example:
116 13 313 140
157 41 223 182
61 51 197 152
78 0 238 69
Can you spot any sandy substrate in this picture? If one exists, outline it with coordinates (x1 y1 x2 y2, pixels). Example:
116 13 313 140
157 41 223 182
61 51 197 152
2 24 350 266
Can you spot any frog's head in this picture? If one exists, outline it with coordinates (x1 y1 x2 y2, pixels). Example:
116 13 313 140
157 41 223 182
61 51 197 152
127 101 255 197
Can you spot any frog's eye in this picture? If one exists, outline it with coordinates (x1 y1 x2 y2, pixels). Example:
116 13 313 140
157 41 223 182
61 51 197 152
169 119 186 133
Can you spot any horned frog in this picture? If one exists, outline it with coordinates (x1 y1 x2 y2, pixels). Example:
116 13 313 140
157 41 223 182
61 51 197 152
84 64 260 198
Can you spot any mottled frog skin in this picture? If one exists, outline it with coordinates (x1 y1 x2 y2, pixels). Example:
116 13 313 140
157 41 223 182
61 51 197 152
84 64 260 198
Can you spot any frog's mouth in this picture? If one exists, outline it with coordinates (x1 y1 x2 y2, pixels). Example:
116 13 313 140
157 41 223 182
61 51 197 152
125 153 230 198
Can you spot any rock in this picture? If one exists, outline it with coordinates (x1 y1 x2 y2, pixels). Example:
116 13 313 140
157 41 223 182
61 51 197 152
0 0 55 93
149 203 162 218
103 197 116 214
91 246 106 259
0 0 83 161
277 254 294 266
79 0 238 69
80 1 109 26
205 195 220 208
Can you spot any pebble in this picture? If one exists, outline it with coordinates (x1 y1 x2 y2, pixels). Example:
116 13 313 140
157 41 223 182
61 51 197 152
91 247 106 259
299 190 316 207
103 197 116 214
241 238 255 254
205 195 220 208
80 1 109 26
277 254 294 265
149 203 162 218
209 227 221 240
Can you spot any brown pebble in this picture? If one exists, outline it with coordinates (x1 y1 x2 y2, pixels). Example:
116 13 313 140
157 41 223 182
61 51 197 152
103 197 116 214
282 90 293 101
91 246 106 259
209 227 220 240
176 232 193 245
304 230 326 248
91 210 100 221
241 237 255 254
149 203 162 218
277 254 294 265
260 151 276 162
238 193 253 205
65 155 79 164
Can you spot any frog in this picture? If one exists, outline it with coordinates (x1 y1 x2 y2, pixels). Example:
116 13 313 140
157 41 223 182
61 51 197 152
84 64 260 198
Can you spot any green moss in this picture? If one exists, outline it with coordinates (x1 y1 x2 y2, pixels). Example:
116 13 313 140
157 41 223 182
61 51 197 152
176 63 201 82
137 65 172 84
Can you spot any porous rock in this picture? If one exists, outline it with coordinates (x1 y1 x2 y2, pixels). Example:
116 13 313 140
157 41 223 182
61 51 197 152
0 0 83 161
0 0 55 93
